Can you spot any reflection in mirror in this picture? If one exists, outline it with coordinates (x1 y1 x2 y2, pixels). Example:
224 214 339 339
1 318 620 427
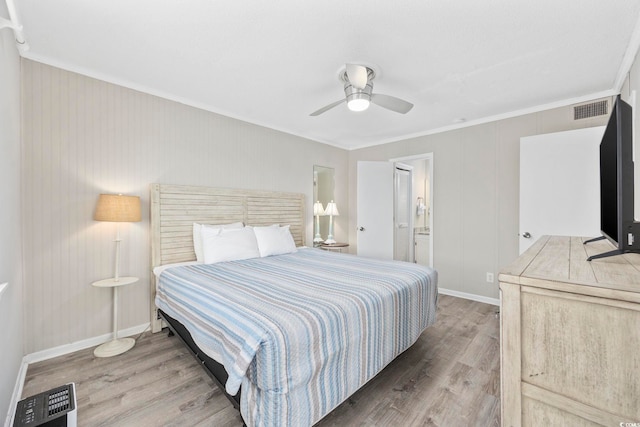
313 166 335 244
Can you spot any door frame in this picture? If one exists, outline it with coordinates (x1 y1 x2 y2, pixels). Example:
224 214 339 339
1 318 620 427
390 152 434 267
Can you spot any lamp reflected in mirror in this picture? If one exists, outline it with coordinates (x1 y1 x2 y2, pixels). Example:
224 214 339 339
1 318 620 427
313 165 335 244
313 201 326 243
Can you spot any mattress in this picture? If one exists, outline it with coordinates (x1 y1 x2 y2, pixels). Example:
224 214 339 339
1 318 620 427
155 247 438 426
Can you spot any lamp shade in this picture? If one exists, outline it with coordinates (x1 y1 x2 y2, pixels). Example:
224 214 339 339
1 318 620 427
94 194 141 222
325 201 339 216
313 201 325 216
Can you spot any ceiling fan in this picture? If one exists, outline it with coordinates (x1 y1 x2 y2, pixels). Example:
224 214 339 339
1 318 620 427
310 64 414 116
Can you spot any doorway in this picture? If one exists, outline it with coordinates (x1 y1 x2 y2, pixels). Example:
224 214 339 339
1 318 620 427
356 154 434 267
394 164 413 262
391 153 434 268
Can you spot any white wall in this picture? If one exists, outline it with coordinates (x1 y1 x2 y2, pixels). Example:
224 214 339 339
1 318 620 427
21 60 349 354
348 101 611 300
0 6 25 422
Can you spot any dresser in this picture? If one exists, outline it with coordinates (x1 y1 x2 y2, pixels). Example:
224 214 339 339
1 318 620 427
499 235 640 426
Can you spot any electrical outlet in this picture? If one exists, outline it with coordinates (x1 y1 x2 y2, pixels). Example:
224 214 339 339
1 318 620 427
486 273 494 283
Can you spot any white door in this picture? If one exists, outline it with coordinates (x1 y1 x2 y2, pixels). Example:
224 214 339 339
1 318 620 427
357 161 394 259
519 126 604 254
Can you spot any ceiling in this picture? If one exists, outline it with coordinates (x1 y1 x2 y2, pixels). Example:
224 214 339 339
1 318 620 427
12 0 640 150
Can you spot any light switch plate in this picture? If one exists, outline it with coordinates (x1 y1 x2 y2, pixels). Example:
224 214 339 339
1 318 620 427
0 282 7 301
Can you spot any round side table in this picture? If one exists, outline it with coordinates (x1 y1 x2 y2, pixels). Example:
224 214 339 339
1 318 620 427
320 242 349 253
91 276 139 357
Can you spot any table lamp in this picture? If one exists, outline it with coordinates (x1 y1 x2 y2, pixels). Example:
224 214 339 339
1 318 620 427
324 200 339 244
94 194 141 280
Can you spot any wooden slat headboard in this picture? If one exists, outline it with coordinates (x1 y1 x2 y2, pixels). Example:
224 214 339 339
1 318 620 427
151 183 306 266
149 183 306 331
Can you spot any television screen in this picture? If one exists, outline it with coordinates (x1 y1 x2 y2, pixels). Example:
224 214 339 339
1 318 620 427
599 106 619 244
587 95 640 260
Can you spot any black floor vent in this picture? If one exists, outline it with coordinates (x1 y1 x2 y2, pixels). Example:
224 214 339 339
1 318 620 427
14 383 77 426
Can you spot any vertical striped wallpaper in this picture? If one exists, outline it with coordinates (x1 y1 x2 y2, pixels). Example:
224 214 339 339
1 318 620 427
21 59 348 353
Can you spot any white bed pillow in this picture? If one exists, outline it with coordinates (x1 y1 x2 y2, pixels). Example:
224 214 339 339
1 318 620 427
201 226 260 264
253 224 297 257
193 221 243 262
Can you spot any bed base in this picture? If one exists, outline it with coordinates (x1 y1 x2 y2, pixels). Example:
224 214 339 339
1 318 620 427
158 309 241 410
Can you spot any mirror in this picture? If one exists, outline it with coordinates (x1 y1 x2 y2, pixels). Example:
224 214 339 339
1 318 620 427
313 166 335 245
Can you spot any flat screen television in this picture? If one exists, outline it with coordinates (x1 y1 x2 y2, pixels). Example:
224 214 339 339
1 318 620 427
585 95 640 260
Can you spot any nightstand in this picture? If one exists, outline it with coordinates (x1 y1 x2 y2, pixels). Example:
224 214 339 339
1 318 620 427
91 276 139 357
320 242 349 253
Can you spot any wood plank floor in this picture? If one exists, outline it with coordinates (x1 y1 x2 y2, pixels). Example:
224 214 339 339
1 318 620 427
22 295 500 426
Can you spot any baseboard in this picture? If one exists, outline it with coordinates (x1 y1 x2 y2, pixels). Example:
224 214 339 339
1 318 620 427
6 291 497 423
23 322 150 364
6 323 150 426
438 287 500 306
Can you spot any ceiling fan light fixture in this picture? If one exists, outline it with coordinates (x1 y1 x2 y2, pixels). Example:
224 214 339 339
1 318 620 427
347 98 370 112
345 85 372 112
310 64 413 116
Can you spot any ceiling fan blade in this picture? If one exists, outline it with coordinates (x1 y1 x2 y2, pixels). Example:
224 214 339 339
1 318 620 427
346 64 368 90
371 93 414 114
310 99 345 116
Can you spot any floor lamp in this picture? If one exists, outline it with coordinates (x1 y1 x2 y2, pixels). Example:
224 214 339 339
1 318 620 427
324 200 339 244
93 194 141 357
313 201 325 243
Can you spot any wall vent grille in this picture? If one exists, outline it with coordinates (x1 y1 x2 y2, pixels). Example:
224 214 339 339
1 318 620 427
574 100 608 120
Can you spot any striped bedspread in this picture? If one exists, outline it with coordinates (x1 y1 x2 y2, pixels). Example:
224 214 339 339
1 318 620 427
155 247 438 426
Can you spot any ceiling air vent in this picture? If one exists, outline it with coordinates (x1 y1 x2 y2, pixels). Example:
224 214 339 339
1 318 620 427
574 100 608 120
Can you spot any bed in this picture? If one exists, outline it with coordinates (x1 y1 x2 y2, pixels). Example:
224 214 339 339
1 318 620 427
150 184 438 426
